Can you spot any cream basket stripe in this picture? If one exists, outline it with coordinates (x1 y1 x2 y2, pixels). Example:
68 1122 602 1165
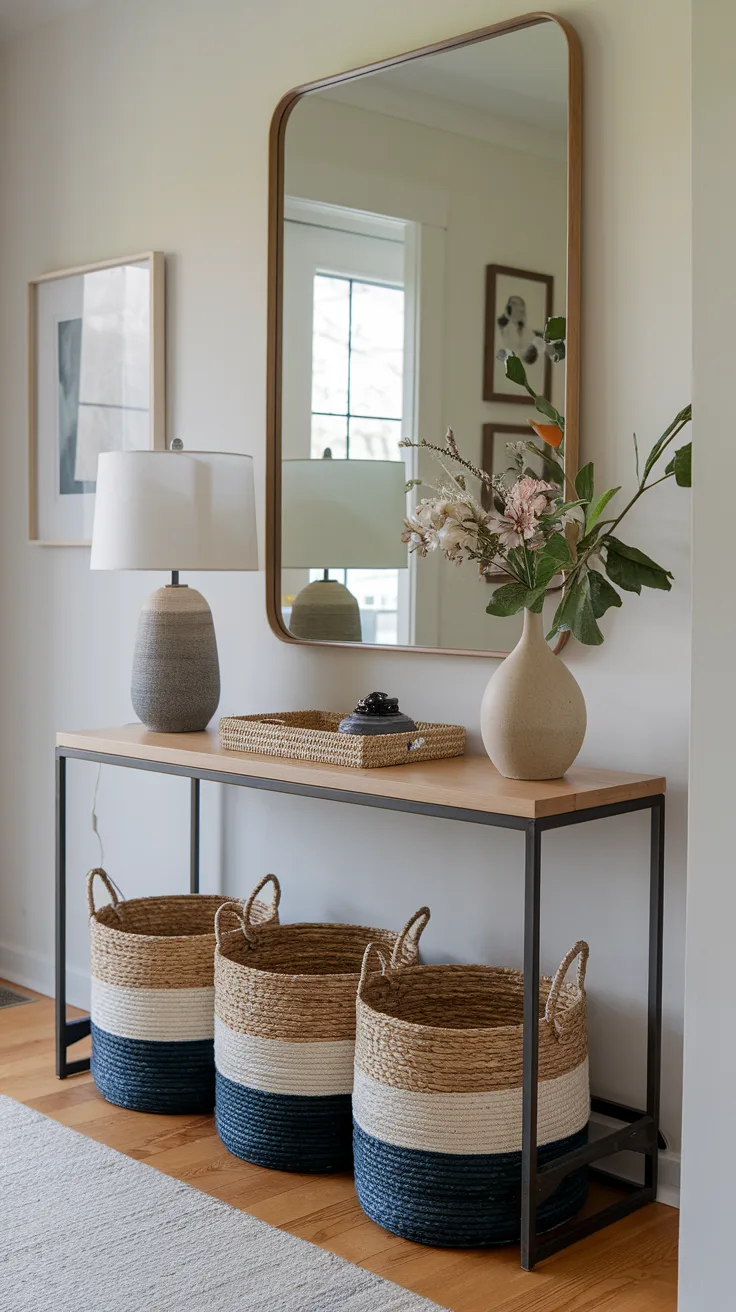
352 1059 590 1156
214 1017 355 1096
91 978 215 1043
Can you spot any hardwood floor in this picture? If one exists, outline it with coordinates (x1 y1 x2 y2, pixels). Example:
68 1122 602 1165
0 985 678 1311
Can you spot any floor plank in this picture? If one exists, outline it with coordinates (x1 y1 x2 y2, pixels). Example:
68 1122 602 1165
0 984 678 1311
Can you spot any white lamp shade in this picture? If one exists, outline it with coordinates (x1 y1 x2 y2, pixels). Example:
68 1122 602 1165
90 450 259 571
281 459 407 570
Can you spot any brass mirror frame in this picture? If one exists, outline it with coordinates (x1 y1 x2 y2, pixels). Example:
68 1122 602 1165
266 12 582 657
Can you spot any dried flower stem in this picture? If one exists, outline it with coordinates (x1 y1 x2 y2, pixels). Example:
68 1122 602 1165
400 428 495 488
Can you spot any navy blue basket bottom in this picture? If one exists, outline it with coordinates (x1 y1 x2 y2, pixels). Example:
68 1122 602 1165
353 939 591 1247
214 878 428 1173
87 868 276 1114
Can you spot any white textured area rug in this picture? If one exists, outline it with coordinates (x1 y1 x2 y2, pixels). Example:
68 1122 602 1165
0 1096 445 1311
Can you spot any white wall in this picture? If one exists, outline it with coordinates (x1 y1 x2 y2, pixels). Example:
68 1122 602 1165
0 0 690 1166
678 0 734 1302
285 92 568 652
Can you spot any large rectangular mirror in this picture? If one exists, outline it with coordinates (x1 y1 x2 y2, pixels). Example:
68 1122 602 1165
267 14 581 656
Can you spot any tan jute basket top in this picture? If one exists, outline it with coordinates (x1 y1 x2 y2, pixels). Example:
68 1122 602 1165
87 868 272 991
355 939 589 1093
214 875 429 1042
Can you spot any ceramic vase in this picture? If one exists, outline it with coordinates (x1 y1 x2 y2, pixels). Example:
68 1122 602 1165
480 608 586 780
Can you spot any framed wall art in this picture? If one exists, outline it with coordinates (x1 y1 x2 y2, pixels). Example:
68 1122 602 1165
483 264 554 404
28 251 165 545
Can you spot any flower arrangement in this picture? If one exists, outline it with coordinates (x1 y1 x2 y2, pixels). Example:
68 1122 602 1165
400 319 692 646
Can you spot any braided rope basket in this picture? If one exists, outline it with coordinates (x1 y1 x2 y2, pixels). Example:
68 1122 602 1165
219 712 466 768
214 875 429 1173
353 938 591 1247
87 869 272 1114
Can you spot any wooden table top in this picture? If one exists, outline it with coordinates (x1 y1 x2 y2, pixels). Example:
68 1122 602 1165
56 725 666 820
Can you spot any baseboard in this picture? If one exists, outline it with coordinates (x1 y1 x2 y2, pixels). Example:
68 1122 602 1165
590 1110 680 1208
0 940 90 1010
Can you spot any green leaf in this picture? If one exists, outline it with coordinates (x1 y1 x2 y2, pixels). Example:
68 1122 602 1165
575 462 595 505
486 583 537 617
534 394 566 432
533 534 573 590
604 536 673 593
526 589 546 614
668 442 691 487
642 405 693 480
587 568 622 619
548 576 604 646
633 432 640 483
504 354 529 389
544 316 566 342
586 485 620 532
547 340 565 363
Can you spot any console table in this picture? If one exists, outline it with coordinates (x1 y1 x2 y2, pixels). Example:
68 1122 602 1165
55 724 666 1271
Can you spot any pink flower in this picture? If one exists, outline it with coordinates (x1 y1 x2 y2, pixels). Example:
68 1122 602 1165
492 477 555 548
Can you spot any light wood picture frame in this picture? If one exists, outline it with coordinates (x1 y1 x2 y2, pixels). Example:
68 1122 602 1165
28 251 166 546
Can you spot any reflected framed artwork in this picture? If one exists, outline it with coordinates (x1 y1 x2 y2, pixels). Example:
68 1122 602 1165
28 252 165 545
483 264 554 404
481 422 564 511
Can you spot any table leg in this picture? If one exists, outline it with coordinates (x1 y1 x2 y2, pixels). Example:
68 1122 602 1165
520 820 542 1270
55 753 67 1078
54 752 92 1078
190 777 201 894
646 795 665 1193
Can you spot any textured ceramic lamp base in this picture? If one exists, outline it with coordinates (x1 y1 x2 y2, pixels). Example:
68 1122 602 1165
289 579 362 642
131 585 221 733
480 608 586 780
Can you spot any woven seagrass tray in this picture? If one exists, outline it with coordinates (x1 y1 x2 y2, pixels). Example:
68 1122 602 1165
219 711 465 769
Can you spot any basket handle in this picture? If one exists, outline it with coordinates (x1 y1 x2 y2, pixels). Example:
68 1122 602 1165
545 940 589 1032
243 873 281 940
214 900 248 950
390 906 430 969
86 868 124 919
358 942 393 996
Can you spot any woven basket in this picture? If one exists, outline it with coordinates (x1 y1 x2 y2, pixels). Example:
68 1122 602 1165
87 869 273 1114
214 875 429 1173
353 939 591 1247
219 711 466 768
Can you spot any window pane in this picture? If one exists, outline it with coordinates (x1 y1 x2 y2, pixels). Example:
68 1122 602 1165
349 282 404 420
311 275 350 415
311 413 347 459
348 417 403 461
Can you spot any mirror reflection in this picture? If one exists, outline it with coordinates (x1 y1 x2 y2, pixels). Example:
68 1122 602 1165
278 19 574 652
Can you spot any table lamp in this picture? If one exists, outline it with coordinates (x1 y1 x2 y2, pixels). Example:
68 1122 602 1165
281 455 408 642
91 447 258 732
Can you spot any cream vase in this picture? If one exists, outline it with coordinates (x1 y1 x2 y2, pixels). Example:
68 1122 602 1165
480 608 587 780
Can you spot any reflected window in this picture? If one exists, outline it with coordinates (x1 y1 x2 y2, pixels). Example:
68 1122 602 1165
310 273 404 460
309 270 405 643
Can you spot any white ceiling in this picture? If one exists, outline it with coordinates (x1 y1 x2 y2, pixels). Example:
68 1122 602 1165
322 23 568 136
0 0 92 39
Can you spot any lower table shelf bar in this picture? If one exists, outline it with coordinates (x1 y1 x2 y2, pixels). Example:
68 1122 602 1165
536 1116 656 1204
534 1185 656 1264
64 1016 91 1046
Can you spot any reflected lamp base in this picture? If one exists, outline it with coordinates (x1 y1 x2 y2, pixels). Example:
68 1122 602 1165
289 579 362 642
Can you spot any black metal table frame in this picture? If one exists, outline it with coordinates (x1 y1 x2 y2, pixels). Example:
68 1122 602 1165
55 744 665 1271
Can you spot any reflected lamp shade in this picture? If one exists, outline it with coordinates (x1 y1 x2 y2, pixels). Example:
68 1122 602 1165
281 458 408 570
281 459 407 643
91 450 258 734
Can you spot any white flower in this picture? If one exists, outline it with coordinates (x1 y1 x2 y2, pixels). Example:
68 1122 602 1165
439 520 477 555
